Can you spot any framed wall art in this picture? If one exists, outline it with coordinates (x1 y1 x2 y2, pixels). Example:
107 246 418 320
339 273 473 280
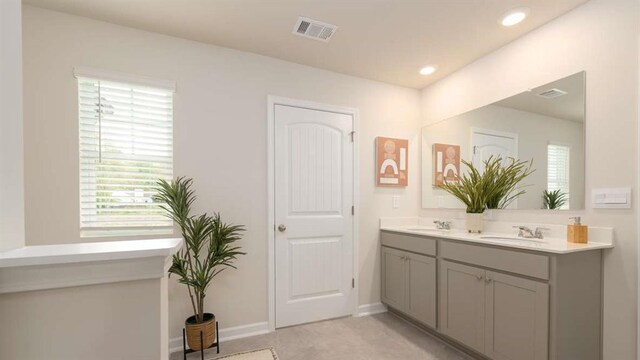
376 137 408 187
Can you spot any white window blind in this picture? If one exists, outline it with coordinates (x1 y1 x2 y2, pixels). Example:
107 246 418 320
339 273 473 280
547 144 570 210
78 77 174 236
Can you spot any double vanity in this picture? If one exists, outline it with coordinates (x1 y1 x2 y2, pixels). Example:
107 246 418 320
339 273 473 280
380 218 613 360
384 70 616 359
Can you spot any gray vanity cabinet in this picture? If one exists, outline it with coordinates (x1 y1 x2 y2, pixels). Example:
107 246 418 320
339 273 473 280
381 246 406 310
440 260 486 353
405 251 437 327
381 230 603 360
484 270 549 360
440 260 549 360
381 233 437 328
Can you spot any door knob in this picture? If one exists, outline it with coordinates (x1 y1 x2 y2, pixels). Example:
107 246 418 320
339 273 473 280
278 224 287 232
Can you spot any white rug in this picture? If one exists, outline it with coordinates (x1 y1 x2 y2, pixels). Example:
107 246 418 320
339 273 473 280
210 348 278 360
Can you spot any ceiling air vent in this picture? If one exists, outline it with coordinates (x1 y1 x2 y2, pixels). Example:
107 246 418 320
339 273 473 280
536 88 568 99
293 17 338 42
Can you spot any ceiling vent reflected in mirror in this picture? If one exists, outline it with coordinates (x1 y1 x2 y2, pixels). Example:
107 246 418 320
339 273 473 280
292 17 338 42
536 88 568 99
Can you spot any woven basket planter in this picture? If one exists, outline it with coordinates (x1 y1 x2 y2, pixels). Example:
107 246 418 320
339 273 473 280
185 313 216 351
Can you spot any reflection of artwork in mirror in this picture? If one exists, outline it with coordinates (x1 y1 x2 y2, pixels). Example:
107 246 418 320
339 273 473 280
421 71 585 210
376 137 408 187
433 143 460 186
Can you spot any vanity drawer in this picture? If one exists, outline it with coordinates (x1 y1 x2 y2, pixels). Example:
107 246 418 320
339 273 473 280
441 241 549 280
380 231 436 256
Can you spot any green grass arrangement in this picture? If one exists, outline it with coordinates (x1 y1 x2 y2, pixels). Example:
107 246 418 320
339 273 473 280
484 157 535 209
543 189 567 210
439 156 534 212
438 158 490 214
153 177 246 324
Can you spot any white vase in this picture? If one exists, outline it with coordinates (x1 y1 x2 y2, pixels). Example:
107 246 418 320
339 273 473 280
466 213 484 233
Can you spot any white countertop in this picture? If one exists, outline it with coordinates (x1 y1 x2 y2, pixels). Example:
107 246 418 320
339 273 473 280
0 238 183 268
380 225 613 254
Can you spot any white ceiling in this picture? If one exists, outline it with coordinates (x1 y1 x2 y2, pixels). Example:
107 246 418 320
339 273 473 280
495 72 585 122
23 0 588 89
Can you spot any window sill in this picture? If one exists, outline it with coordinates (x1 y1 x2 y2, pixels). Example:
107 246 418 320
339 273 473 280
80 227 174 239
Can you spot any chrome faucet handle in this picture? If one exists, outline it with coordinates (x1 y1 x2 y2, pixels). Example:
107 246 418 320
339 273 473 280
513 226 524 237
534 227 550 239
434 220 452 230
513 225 534 238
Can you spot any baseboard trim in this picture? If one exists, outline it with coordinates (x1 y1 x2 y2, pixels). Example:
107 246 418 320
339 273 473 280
357 302 388 317
169 321 270 354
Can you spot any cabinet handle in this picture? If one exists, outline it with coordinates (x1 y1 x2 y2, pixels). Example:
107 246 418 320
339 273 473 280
485 277 492 284
476 274 483 281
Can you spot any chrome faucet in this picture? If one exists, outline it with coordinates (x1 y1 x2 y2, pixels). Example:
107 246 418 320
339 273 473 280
434 220 452 230
513 226 549 239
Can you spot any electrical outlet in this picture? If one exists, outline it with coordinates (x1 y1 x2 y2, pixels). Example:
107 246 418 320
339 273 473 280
392 196 400 209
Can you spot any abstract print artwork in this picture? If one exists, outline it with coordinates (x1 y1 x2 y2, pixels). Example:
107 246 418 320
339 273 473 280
433 143 460 186
376 137 408 187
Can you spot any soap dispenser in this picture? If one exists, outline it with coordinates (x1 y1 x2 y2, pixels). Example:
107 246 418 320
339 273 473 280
567 216 588 244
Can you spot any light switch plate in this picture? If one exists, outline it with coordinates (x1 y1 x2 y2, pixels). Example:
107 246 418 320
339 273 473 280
592 187 631 209
392 196 400 209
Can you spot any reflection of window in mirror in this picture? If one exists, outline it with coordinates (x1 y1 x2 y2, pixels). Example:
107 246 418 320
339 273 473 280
547 144 570 210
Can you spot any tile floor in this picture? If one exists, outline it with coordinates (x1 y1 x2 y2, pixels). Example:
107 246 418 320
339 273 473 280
172 312 473 360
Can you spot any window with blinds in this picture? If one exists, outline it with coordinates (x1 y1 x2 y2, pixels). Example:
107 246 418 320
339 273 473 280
78 77 174 237
547 144 570 210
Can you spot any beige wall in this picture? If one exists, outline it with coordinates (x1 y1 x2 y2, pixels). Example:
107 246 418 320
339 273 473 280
21 1 639 356
0 280 163 360
0 0 25 252
419 0 639 358
22 5 422 341
422 104 585 210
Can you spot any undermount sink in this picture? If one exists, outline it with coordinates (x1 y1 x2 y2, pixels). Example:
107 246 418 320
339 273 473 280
406 227 446 233
480 235 548 244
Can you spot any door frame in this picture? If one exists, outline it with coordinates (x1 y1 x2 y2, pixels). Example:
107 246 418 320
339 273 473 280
266 95 360 331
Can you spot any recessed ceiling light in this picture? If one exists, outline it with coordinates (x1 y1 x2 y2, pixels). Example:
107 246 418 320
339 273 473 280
500 8 530 27
419 66 436 75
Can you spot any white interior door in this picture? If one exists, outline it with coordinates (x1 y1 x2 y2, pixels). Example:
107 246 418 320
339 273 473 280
471 128 519 208
471 128 518 172
274 104 354 328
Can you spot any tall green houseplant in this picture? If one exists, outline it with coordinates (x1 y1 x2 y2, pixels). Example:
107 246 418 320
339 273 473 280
153 177 246 324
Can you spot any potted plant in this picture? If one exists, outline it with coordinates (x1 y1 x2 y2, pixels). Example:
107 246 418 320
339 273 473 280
439 158 488 233
484 157 534 209
153 177 246 351
439 156 534 233
543 189 567 209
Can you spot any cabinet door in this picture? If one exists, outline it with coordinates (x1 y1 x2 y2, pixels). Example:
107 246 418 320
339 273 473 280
406 252 437 328
381 246 406 311
484 271 549 360
440 260 486 353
